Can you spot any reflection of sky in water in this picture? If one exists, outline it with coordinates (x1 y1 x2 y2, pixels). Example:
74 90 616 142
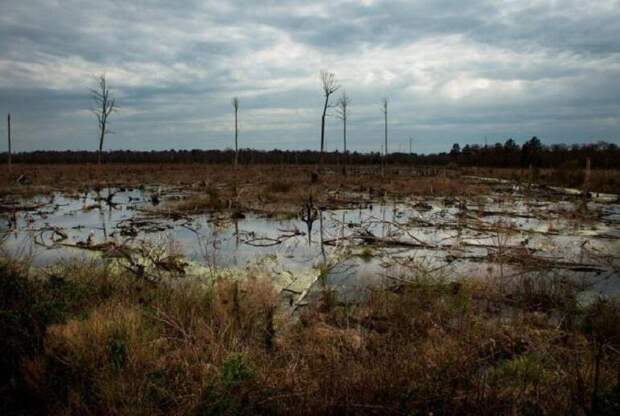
1 188 619 298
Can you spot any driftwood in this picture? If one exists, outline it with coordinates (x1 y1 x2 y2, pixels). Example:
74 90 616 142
243 227 305 247
322 233 435 249
60 239 187 280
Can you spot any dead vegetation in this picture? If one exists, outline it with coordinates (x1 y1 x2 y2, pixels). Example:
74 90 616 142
4 164 616 218
1 257 619 415
1 165 619 415
0 164 488 209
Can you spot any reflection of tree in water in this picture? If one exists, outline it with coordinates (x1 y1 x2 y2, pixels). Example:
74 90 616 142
300 196 318 245
319 210 326 264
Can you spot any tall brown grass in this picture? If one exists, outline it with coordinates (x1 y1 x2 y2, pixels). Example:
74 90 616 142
0 164 489 208
1 258 619 415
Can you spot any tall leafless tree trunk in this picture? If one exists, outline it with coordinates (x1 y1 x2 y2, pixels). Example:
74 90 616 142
381 98 388 155
319 71 339 169
336 92 350 175
90 75 116 165
232 97 239 169
409 137 414 173
7 114 11 174
381 98 388 176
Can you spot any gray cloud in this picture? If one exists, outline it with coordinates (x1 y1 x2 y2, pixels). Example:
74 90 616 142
0 0 619 154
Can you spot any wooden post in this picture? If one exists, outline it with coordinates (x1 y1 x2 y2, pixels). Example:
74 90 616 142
7 113 11 174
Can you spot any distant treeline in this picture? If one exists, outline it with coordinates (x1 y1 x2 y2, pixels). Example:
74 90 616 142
2 138 619 169
446 138 620 169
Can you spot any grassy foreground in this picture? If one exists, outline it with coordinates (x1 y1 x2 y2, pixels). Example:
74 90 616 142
1 258 619 415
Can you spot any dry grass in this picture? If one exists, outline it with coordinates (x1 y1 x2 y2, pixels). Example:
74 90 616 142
2 164 618 207
0 164 489 213
1 257 619 415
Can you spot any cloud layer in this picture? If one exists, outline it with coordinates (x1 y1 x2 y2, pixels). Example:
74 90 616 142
1 0 619 153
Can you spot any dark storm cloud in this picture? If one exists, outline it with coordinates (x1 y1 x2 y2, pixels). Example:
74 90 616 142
0 0 618 153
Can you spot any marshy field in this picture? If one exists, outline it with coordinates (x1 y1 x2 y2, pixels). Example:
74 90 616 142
1 164 620 415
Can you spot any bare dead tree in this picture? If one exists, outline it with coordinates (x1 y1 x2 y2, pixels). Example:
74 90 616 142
90 75 117 165
409 136 414 173
381 98 388 176
319 70 339 168
336 92 350 152
336 91 351 174
381 97 388 156
232 97 239 169
7 114 11 174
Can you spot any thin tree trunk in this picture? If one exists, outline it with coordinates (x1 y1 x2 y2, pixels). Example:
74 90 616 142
320 97 328 169
99 94 104 165
7 114 11 174
234 108 239 169
98 128 104 165
343 113 347 175
343 114 347 153
382 101 388 177
381 144 385 177
384 107 388 159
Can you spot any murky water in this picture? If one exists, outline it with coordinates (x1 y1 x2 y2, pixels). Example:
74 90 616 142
1 186 619 302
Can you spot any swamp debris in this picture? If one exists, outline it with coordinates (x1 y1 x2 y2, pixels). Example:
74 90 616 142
69 238 187 282
240 227 305 247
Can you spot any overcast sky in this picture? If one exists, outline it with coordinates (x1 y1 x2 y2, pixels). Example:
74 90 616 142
1 0 619 154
